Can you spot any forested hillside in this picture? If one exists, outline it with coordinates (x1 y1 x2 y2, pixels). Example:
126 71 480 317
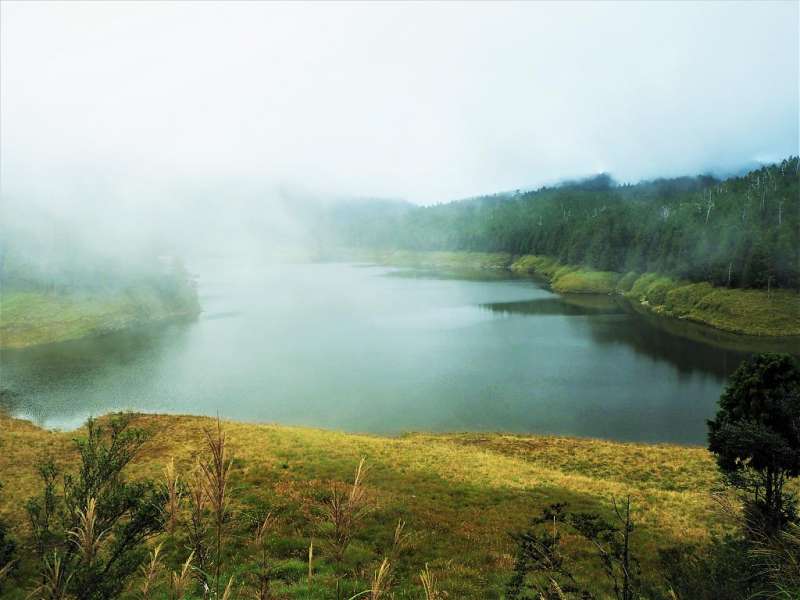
323 158 800 290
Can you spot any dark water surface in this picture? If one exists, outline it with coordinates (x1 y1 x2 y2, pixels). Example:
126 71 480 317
2 261 793 444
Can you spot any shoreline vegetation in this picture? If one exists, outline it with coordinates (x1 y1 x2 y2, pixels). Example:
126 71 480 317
0 412 725 599
0 279 201 350
344 249 800 339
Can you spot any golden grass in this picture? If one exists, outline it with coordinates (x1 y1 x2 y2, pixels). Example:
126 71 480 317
0 414 723 562
16 413 794 597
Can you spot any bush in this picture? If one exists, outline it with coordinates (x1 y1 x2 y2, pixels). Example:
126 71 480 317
615 271 640 293
25 415 166 600
663 282 713 314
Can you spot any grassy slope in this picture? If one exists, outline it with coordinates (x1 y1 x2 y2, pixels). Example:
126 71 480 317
0 413 726 598
0 285 200 349
349 249 799 337
514 255 800 337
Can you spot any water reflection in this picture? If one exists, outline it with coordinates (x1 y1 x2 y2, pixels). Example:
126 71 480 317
0 321 193 427
2 262 794 443
481 294 798 380
481 295 623 317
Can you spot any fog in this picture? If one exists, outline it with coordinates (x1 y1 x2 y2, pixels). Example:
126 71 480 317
1 1 798 266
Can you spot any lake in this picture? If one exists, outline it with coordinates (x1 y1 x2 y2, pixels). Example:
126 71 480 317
1 260 787 444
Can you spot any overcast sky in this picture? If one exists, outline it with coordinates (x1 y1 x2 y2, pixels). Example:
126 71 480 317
1 1 798 206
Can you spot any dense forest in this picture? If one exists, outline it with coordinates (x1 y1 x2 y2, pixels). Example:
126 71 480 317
322 158 800 290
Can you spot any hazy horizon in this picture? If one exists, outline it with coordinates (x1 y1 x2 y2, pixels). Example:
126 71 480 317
2 1 798 209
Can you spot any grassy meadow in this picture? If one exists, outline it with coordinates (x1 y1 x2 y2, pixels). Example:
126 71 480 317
0 412 729 599
0 285 201 349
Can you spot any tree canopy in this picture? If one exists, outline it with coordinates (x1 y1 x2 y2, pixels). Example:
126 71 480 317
708 353 800 533
323 158 800 290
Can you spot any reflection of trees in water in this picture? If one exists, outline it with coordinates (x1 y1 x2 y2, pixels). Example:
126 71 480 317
0 321 191 396
386 268 523 282
480 295 757 380
574 314 750 380
480 296 623 317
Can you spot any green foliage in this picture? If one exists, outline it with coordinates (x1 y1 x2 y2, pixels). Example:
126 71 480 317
327 158 800 291
25 415 166 600
615 272 640 293
0 483 17 593
708 353 800 534
657 537 761 600
507 500 640 600
662 282 713 312
551 270 620 294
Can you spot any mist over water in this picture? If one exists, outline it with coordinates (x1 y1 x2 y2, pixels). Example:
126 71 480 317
2 261 758 444
1 2 797 446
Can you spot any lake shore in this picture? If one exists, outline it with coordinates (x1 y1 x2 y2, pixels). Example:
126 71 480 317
0 283 201 349
0 411 724 598
344 249 800 339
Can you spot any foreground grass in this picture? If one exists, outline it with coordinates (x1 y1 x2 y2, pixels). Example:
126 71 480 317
0 413 727 598
0 285 200 349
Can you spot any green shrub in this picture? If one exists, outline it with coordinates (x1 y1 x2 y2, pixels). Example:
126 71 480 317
616 271 640 293
552 270 619 294
628 273 662 299
645 277 676 306
664 283 714 314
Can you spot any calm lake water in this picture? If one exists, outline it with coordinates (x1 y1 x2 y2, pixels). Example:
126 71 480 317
2 261 794 444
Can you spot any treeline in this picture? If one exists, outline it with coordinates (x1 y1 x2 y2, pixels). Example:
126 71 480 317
322 158 800 290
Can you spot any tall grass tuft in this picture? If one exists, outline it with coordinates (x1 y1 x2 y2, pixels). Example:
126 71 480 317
250 513 275 600
324 457 370 565
307 540 313 588
390 519 413 558
163 458 182 535
169 551 194 600
186 461 209 579
138 542 163 600
751 522 800 597
67 497 105 565
419 563 443 600
29 552 73 600
220 575 236 600
364 519 413 599
199 419 232 597
369 557 392 600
